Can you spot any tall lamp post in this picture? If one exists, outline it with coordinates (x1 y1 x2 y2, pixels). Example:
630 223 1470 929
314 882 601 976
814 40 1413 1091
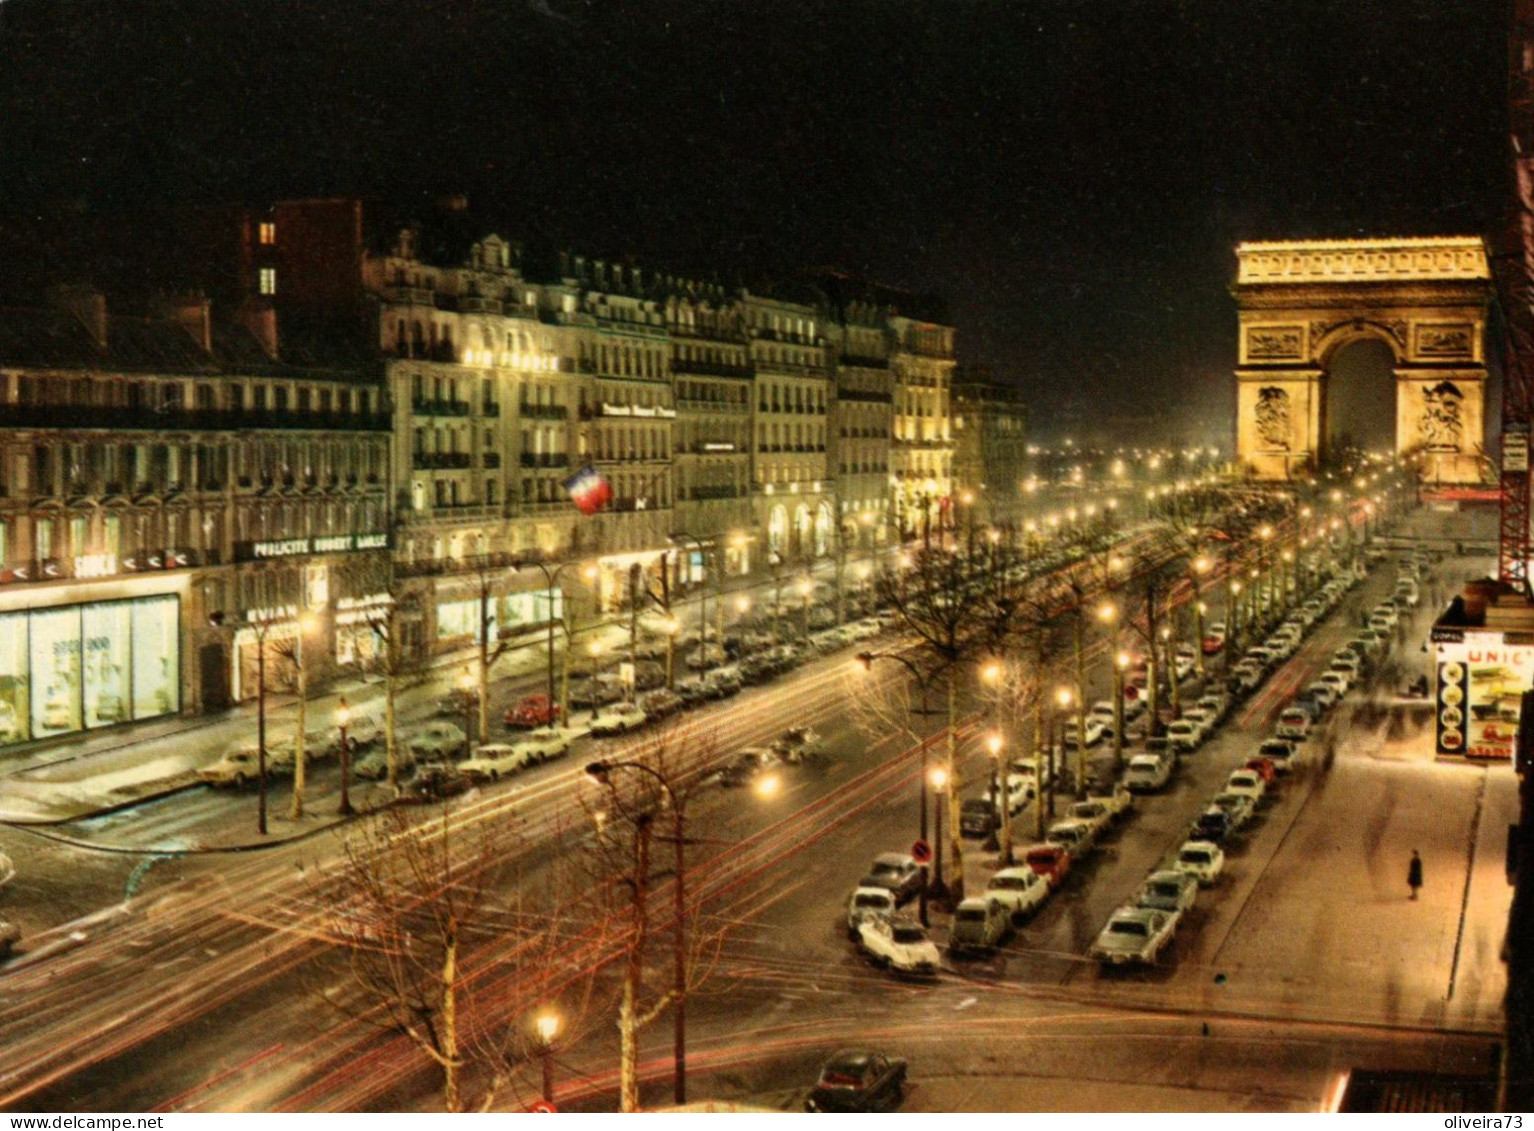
585 759 690 1107
984 730 1011 865
458 671 477 758
928 766 950 905
668 532 712 675
1112 650 1130 773
535 1010 560 1105
336 696 355 816
856 650 938 924
208 610 275 836
1051 686 1073 812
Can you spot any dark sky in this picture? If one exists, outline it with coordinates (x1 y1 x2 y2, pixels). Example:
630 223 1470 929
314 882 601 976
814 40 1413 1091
0 0 1509 437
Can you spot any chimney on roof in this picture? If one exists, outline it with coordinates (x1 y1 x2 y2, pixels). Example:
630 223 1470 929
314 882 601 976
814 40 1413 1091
236 298 279 361
53 284 107 349
154 291 212 353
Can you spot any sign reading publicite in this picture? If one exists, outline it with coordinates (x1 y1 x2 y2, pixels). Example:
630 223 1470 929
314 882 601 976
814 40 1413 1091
234 533 389 562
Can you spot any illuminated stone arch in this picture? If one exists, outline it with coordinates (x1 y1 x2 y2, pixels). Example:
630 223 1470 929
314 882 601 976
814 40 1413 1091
768 504 788 555
793 504 812 558
814 501 835 557
1233 237 1492 483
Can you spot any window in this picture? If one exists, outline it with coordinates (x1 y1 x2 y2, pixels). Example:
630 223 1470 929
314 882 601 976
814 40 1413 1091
258 268 276 295
35 517 54 560
258 221 276 245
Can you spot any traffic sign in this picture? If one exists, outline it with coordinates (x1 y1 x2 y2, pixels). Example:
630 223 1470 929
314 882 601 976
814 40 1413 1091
531 1101 558 1114
1124 685 1139 700
911 839 933 865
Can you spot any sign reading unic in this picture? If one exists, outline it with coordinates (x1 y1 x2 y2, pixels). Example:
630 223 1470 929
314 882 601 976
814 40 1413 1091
237 533 389 561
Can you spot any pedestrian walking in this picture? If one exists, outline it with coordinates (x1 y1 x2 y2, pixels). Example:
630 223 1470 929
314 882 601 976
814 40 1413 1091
1408 849 1423 900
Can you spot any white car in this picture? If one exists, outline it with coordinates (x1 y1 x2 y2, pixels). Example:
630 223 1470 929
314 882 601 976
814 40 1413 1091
1258 737 1304 774
857 916 942 977
1088 700 1119 730
589 702 649 736
1171 839 1225 886
1123 753 1171 793
1303 681 1339 710
1318 671 1351 699
200 745 287 787
846 885 897 937
1136 869 1199 920
1224 768 1266 804
1276 706 1313 740
1089 905 1177 965
407 722 468 761
984 773 1034 816
983 866 1051 923
458 743 536 783
1061 718 1106 749
514 729 571 764
1166 719 1203 753
1195 691 1230 721
340 713 384 752
1010 754 1053 791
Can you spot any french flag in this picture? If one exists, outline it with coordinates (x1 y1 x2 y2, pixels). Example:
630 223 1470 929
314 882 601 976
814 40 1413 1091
563 465 613 515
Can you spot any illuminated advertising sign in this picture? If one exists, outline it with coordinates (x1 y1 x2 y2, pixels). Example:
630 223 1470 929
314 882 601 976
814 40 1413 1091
234 533 389 561
1434 632 1534 759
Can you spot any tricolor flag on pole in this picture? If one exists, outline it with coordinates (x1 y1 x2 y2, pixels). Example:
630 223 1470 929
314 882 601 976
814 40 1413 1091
563 465 613 515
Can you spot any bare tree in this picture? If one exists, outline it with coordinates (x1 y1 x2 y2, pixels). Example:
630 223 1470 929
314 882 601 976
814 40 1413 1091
313 803 602 1112
579 724 729 1112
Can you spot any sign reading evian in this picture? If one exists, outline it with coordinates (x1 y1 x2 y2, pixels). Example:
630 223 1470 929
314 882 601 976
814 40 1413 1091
1433 630 1534 760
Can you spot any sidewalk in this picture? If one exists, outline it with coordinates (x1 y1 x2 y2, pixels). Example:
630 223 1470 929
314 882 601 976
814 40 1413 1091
0 616 635 828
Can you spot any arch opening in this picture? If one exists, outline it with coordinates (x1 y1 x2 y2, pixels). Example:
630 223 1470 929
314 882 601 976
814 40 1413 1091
1324 338 1397 467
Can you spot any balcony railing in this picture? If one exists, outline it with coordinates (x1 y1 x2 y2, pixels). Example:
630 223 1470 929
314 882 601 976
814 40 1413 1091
458 296 504 314
412 451 473 470
482 401 501 418
520 453 570 469
670 359 754 379
839 353 890 369
410 399 471 417
689 484 743 500
482 452 502 469
0 405 393 432
835 389 893 404
518 402 568 420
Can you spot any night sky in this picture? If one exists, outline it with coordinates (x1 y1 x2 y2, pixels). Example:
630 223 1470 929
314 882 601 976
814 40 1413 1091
0 0 1509 439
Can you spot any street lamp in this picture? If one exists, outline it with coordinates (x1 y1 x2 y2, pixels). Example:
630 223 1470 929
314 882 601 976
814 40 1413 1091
584 759 690 1106
984 730 1011 864
856 650 938 924
928 765 950 906
336 696 355 816
535 1010 560 1105
1051 686 1072 813
458 670 476 758
208 610 274 836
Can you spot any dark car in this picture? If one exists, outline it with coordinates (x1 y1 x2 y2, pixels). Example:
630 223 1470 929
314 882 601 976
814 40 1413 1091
805 1049 908 1113
399 762 471 804
1190 805 1232 844
960 797 1000 839
719 747 781 788
861 852 924 905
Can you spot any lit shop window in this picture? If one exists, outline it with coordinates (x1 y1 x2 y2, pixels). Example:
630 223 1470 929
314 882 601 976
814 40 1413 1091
258 222 276 245
259 268 277 296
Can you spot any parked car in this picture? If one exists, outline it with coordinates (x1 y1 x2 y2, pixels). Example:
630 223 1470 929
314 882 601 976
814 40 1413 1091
1276 706 1313 741
961 797 1002 839
1303 681 1339 711
199 745 275 787
1135 869 1199 919
1202 622 1227 655
1196 691 1230 721
1089 905 1177 965
805 1049 908 1113
856 916 941 977
983 773 1033 817
861 853 924 905
458 743 536 783
846 885 897 937
1061 718 1106 749
639 689 684 719
1010 754 1052 791
589 702 649 736
1189 805 1233 844
1022 842 1072 887
353 745 417 781
1210 791 1256 831
1171 839 1226 886
1318 671 1352 700
1046 817 1099 858
1243 756 1277 785
398 762 472 803
504 693 561 730
1259 737 1304 774
1166 718 1203 753
983 866 1051 923
1123 753 1172 793
948 897 1012 955
407 722 467 761
521 729 573 763
1225 768 1267 804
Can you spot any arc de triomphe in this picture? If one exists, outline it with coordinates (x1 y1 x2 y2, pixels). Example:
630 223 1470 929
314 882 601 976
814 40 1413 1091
1233 237 1491 483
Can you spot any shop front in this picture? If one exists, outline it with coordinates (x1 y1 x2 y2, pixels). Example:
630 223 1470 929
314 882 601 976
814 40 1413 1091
434 587 563 648
0 591 182 749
